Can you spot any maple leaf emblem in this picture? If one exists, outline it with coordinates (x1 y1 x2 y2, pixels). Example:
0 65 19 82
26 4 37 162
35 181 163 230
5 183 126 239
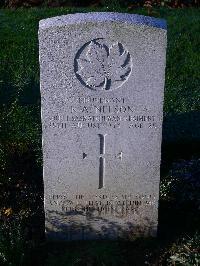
75 40 132 91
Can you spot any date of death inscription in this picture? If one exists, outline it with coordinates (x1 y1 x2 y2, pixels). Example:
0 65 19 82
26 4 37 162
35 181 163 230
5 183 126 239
47 97 159 130
48 194 156 218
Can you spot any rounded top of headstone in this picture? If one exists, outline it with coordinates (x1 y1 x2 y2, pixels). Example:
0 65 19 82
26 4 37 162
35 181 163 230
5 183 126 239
39 12 167 31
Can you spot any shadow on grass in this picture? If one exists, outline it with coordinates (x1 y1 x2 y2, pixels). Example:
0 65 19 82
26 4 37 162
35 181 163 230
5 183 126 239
161 111 200 172
0 62 40 106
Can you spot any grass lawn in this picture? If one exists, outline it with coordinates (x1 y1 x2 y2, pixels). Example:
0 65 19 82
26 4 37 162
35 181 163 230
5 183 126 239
0 6 199 266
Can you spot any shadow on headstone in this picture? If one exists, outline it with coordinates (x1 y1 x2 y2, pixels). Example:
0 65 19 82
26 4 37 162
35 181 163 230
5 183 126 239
45 209 156 241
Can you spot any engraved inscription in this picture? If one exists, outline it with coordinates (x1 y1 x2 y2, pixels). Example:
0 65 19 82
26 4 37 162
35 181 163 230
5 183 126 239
50 113 157 130
49 194 156 218
49 97 158 130
74 39 132 91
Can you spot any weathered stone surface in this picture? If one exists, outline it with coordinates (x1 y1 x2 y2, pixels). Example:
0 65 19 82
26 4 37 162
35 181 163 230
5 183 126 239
39 12 167 240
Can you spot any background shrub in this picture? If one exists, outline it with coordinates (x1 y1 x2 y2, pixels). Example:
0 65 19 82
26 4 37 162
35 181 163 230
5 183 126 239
3 0 200 8
161 233 200 266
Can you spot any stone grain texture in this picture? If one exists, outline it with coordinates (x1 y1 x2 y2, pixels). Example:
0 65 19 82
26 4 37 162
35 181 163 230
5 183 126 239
39 12 167 240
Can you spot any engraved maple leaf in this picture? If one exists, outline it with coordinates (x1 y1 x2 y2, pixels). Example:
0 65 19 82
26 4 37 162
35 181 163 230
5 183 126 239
76 40 131 90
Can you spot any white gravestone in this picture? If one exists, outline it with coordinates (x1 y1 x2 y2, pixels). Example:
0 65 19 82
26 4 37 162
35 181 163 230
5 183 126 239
39 12 167 240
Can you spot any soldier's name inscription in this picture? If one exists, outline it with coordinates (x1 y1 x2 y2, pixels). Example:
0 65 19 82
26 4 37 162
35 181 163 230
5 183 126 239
48 97 158 130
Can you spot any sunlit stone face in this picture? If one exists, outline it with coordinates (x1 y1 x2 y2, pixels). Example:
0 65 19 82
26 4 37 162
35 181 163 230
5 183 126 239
39 12 167 240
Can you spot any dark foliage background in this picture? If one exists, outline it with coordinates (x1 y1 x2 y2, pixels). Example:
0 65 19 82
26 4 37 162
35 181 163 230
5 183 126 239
0 0 199 8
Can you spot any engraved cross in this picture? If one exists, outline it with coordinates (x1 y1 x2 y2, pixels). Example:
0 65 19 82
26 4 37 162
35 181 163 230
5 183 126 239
98 134 107 189
83 134 123 189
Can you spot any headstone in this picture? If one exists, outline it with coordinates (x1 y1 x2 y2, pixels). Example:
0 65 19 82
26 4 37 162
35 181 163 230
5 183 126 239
39 12 167 240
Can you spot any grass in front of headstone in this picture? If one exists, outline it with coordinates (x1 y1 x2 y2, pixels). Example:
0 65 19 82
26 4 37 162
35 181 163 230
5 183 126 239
0 6 199 266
